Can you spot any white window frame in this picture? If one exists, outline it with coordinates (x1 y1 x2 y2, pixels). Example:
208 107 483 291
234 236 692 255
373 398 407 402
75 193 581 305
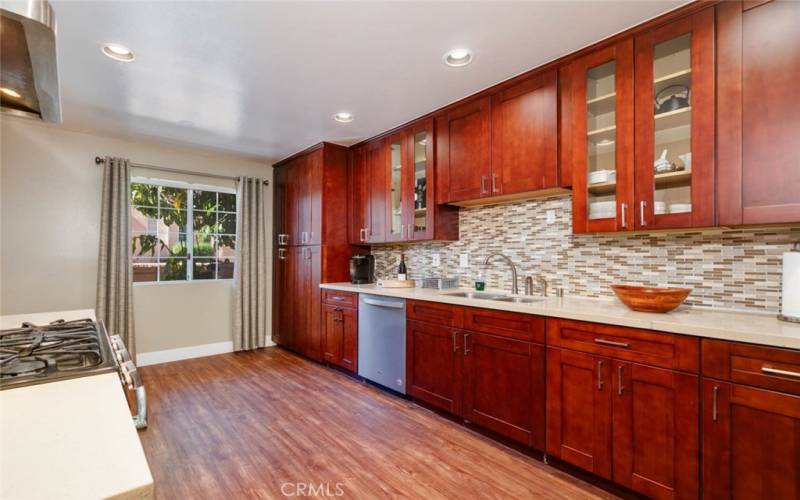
131 176 237 285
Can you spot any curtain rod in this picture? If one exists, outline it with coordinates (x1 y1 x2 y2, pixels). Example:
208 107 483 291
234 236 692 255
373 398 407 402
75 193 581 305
93 157 269 186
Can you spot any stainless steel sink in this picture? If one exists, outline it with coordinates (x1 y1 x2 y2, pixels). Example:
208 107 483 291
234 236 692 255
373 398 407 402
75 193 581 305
493 296 545 304
443 291 508 300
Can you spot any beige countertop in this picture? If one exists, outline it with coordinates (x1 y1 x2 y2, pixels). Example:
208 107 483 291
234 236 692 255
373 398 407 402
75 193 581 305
321 283 800 350
0 309 154 500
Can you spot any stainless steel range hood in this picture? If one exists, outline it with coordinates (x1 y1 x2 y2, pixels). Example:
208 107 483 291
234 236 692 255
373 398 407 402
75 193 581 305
1 0 61 122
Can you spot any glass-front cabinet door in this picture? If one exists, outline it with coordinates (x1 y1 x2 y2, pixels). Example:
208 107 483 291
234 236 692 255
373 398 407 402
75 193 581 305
571 39 634 233
386 131 407 242
634 10 714 229
407 120 434 240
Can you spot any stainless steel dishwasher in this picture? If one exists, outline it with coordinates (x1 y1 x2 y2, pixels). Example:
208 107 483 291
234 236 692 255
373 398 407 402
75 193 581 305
358 294 406 394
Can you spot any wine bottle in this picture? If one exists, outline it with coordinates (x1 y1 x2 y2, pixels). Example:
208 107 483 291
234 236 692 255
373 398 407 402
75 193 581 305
397 253 407 281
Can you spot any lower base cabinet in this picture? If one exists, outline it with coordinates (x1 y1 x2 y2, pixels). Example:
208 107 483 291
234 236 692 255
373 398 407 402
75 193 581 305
406 304 546 449
322 304 357 373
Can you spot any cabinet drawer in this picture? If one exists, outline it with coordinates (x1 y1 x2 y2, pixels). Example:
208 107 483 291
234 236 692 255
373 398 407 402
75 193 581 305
462 307 544 343
321 289 357 308
547 318 699 372
703 339 800 396
407 300 463 327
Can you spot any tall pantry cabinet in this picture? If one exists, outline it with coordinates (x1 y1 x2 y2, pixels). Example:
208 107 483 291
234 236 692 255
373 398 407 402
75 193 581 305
272 143 355 361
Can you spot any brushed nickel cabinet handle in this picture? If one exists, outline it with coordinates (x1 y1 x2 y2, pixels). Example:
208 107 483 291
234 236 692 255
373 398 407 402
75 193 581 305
712 385 719 422
492 174 500 193
278 248 286 260
621 203 627 228
762 366 800 379
330 296 346 302
464 333 471 356
597 360 604 390
365 227 370 241
617 365 624 396
640 200 647 227
481 176 488 195
309 231 314 242
452 331 460 353
594 338 630 348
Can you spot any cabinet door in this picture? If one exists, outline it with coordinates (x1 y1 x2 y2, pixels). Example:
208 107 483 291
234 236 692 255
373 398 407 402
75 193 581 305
406 320 462 415
634 9 715 230
717 0 800 225
462 333 545 448
546 348 612 478
612 362 699 500
491 69 558 195
284 158 301 246
436 97 492 203
285 246 303 352
272 248 288 345
305 245 322 361
273 166 288 246
385 131 408 242
571 39 635 233
339 307 357 372
703 379 800 499
407 120 434 240
322 304 343 365
366 138 386 243
306 149 323 245
348 145 369 244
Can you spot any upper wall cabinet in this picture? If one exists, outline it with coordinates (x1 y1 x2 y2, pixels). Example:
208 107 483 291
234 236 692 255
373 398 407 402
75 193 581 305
572 9 716 233
437 70 562 206
349 124 458 245
717 0 800 225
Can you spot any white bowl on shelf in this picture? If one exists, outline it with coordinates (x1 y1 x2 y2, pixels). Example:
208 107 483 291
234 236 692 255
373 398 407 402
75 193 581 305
588 170 616 185
669 203 692 214
654 201 667 215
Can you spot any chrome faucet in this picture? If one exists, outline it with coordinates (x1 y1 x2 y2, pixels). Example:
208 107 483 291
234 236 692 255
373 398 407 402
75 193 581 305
524 275 548 296
537 276 548 297
483 253 519 295
524 276 534 296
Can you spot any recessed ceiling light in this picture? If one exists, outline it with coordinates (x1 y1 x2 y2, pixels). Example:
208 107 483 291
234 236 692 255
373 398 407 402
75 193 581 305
101 43 135 62
333 112 354 123
444 48 473 67
0 87 22 99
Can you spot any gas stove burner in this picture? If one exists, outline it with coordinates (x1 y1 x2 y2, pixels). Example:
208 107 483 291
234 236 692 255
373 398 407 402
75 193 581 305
0 318 115 389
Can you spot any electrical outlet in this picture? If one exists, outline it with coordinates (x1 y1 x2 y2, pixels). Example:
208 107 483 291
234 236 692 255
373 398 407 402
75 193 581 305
459 254 470 268
431 254 441 267
546 210 556 224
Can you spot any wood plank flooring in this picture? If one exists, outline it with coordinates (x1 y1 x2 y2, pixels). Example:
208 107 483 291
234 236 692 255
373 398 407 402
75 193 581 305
138 347 617 499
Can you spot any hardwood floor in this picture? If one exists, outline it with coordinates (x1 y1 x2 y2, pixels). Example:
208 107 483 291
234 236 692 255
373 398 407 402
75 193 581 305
138 347 618 499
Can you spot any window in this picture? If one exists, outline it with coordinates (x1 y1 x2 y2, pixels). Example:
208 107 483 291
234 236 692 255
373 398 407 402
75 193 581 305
130 179 236 283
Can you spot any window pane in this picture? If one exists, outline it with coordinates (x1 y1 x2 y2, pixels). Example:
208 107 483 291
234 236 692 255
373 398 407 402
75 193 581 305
161 233 187 257
160 209 187 233
193 190 217 211
218 259 234 279
131 183 158 207
193 258 216 280
132 233 159 257
219 212 236 234
130 206 159 233
160 258 187 281
219 192 236 212
193 209 217 232
193 233 217 257
159 186 187 209
218 236 236 259
132 258 158 282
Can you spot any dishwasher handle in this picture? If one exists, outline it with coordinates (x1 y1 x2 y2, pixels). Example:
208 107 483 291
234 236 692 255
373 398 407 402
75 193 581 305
362 298 405 309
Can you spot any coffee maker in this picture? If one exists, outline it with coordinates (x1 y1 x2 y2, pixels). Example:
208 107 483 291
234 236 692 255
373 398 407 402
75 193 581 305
349 254 375 284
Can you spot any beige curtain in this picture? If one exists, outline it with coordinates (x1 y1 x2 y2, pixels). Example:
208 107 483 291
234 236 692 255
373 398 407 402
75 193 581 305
96 157 136 355
233 176 268 351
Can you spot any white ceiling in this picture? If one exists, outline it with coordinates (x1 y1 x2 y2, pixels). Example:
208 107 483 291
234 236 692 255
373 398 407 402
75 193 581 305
52 0 687 163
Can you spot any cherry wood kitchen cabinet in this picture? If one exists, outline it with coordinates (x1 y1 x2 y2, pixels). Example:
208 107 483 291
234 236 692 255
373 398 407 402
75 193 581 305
347 144 369 245
462 332 545 449
546 319 700 499
546 348 613 478
717 0 800 225
701 338 800 499
572 7 716 233
272 143 354 361
348 139 387 244
490 69 559 197
322 291 358 373
406 319 463 414
406 301 546 448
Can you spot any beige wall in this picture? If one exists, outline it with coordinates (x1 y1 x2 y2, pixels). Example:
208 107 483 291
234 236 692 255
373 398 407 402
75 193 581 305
0 118 273 354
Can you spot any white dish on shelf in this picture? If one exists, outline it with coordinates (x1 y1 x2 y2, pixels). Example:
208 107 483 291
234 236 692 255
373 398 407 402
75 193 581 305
669 203 692 214
678 153 692 172
654 201 667 215
588 170 616 185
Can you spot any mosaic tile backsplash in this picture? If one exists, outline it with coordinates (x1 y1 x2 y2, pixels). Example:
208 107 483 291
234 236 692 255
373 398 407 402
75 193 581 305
371 195 800 313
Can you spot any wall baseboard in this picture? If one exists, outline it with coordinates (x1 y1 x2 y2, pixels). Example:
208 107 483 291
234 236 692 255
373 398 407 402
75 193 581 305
136 341 234 366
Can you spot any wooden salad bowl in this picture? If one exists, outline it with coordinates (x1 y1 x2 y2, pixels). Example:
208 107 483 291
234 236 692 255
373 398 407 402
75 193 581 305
610 285 691 313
